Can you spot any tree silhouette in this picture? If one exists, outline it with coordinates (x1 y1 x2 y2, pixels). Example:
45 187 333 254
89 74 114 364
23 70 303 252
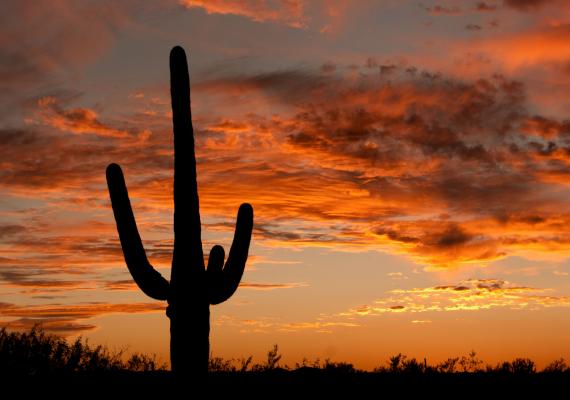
105 46 254 375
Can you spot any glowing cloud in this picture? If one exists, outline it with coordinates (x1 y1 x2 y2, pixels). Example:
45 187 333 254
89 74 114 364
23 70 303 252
180 0 307 28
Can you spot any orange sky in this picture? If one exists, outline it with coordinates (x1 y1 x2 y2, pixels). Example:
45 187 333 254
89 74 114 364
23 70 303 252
2 0 570 370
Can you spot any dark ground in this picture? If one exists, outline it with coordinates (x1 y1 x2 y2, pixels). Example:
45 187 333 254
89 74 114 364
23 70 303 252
4 370 570 399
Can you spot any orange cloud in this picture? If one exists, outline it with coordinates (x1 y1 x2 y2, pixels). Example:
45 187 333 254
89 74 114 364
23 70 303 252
187 64 570 267
35 96 130 138
0 302 164 319
213 314 359 334
180 0 307 28
472 24 570 70
103 279 307 291
5 61 570 282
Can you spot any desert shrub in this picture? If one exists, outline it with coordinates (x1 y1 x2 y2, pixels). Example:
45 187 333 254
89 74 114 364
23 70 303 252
437 357 460 373
492 358 536 375
254 344 282 371
543 358 568 373
323 359 356 374
459 351 483 372
388 353 406 372
0 326 164 374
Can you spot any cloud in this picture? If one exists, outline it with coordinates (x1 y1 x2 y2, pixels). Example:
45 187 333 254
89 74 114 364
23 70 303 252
0 269 89 291
374 222 505 268
214 314 359 334
503 0 552 11
2 318 97 334
179 0 307 28
34 96 130 138
0 224 26 239
424 5 462 16
239 282 308 290
473 2 498 12
387 272 408 279
215 64 570 266
22 63 570 269
0 0 130 94
0 95 165 197
0 301 164 335
337 278 570 318
103 279 137 291
466 24 483 31
5 58 570 283
471 24 570 71
103 279 308 291
0 302 164 319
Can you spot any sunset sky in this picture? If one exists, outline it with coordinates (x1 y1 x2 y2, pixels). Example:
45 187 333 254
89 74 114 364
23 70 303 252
3 0 570 370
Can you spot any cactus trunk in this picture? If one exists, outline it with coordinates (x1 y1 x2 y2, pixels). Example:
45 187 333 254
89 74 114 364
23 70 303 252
106 46 253 376
169 300 210 375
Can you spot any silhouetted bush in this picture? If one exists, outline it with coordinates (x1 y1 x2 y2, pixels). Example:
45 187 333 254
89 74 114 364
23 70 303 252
543 358 568 373
323 360 356 374
0 326 165 375
3 326 570 383
436 357 460 373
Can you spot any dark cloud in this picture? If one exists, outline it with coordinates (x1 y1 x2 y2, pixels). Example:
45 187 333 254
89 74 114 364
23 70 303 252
0 224 26 239
195 69 332 105
0 270 86 291
284 71 526 175
103 279 137 291
503 0 551 11
474 2 498 12
424 5 462 15
427 224 473 249
373 222 504 266
466 24 483 31
373 227 420 244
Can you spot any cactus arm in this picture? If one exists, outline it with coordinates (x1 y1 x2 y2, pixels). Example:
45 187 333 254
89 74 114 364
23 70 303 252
206 245 224 298
170 46 205 278
209 203 253 305
207 245 225 273
105 163 170 300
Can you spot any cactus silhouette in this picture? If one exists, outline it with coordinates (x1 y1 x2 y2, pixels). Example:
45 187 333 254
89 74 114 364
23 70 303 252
105 46 254 375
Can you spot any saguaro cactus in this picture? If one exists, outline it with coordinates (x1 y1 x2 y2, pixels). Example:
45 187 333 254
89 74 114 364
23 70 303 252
105 46 254 375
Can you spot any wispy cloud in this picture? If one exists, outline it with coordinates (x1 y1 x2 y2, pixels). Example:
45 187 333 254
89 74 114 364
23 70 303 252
34 96 130 138
339 279 570 317
213 314 360 334
180 0 307 28
239 282 309 290
0 301 164 335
